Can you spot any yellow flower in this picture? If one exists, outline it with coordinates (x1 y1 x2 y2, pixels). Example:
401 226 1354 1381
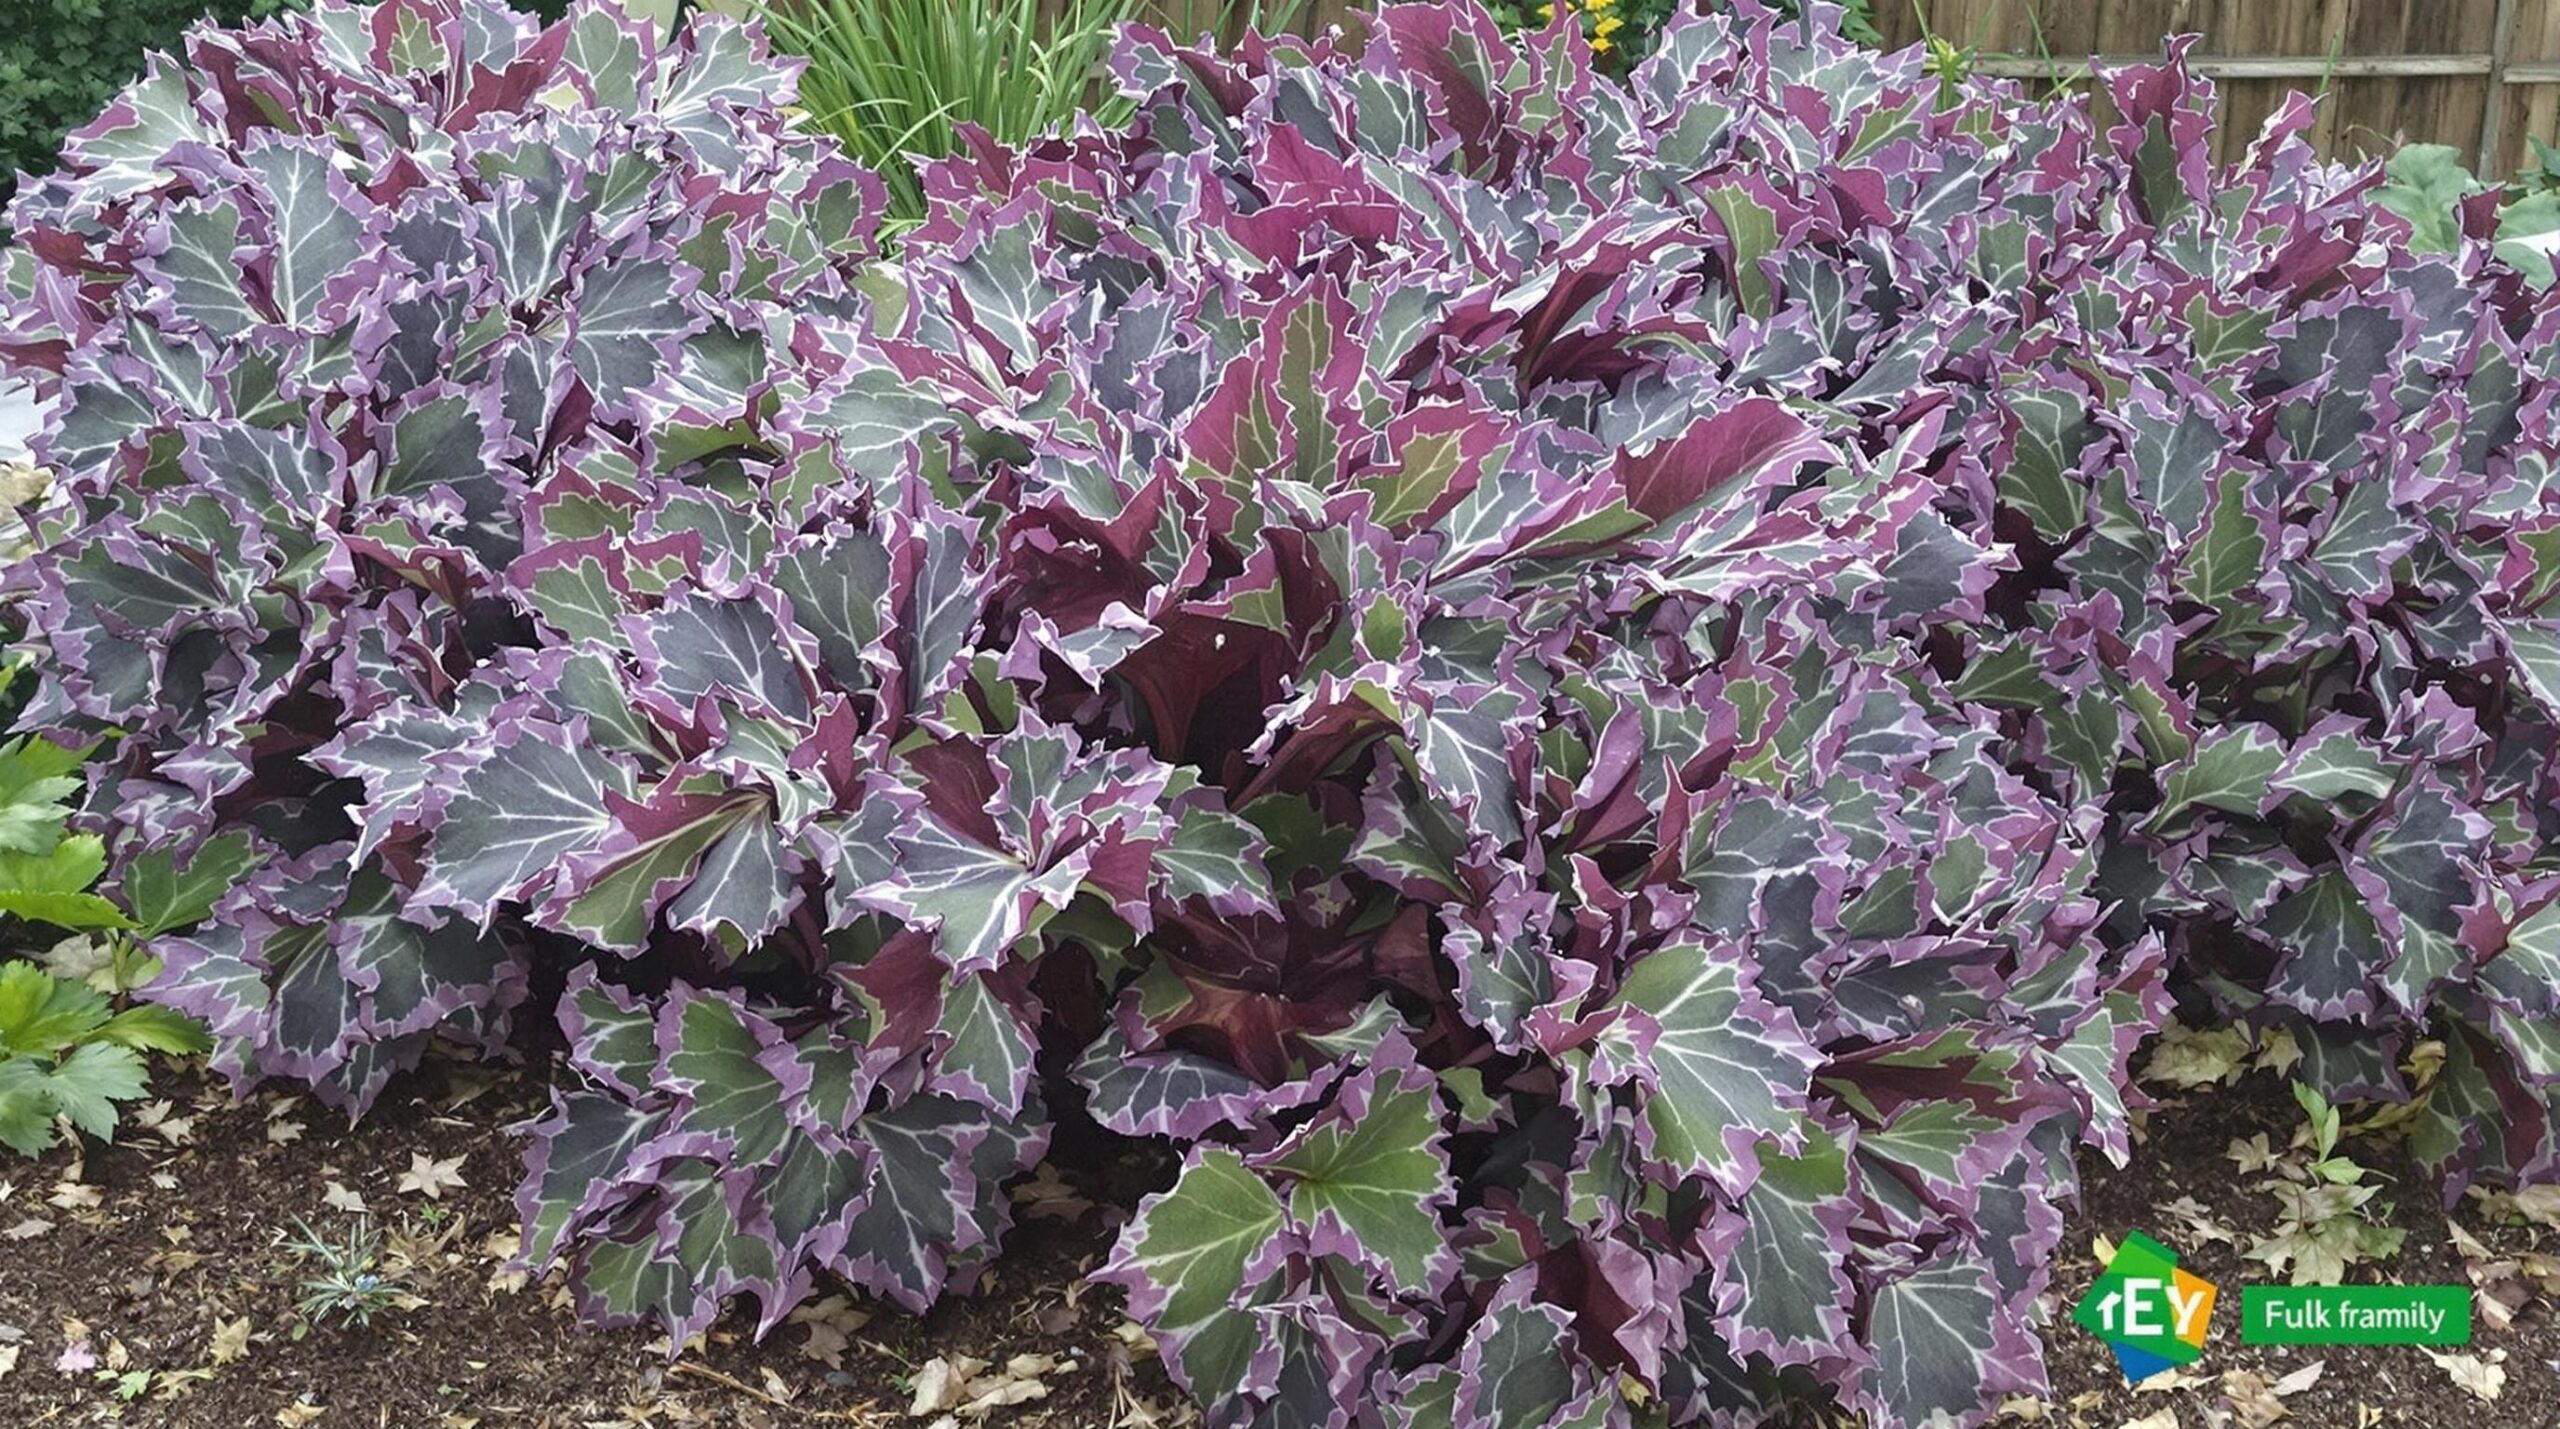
1537 1 1553 18
1593 13 1623 35
1592 33 1613 52
1587 0 1615 11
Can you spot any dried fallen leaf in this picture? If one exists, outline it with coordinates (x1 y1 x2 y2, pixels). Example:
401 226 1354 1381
56 1318 94 1375
760 1364 796 1403
47 1180 100 1212
396 1153 467 1201
0 1344 18 1382
2117 1409 2180 1429
2160 1195 2239 1248
2268 1361 2323 1397
909 1356 970 1416
2227 1133 2281 1176
322 1181 369 1216
266 1118 306 1147
2221 1371 2286 1429
208 1316 251 1367
3 1219 53 1241
2497 1184 2560 1230
1010 1163 1094 1223
2253 1025 2303 1076
786 1294 868 1371
2145 1022 2252 1089
2424 1349 2506 1403
128 1100 196 1146
963 1378 1049 1414
2134 1365 2208 1394
277 1396 325 1427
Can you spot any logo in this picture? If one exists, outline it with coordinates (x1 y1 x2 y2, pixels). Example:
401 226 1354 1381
2071 1231 2218 1383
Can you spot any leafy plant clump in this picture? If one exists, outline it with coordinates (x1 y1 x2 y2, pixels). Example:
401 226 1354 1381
0 665 221 1159
7 3 2560 1428
0 960 208 1155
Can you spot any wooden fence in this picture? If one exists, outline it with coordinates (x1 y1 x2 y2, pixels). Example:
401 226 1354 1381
1055 0 2560 178
1871 1 2560 177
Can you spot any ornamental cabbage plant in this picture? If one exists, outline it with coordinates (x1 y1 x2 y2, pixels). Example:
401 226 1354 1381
6 4 2560 1429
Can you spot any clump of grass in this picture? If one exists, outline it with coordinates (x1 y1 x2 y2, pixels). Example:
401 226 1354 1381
748 0 1311 228
749 0 1140 227
279 1215 416 1329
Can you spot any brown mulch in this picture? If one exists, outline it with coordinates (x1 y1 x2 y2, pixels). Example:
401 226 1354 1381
0 1059 1185 1428
2040 1071 2560 1429
0 1055 2553 1427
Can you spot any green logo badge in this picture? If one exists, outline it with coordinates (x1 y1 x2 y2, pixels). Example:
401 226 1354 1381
2072 1231 2218 1383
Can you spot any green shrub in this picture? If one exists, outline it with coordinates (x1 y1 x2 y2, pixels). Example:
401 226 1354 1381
2374 141 2560 279
0 0 299 208
0 661 226 1158
0 960 205 1156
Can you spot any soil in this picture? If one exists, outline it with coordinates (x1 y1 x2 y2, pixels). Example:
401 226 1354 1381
0 1055 2552 1428
2036 1072 2560 1429
0 1059 1188 1428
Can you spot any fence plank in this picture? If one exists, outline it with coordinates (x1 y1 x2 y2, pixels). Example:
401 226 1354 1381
1884 0 2554 173
1068 0 2560 171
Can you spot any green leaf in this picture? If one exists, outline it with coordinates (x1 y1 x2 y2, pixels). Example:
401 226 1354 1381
0 1060 57 1156
1999 386 2097 541
1865 1256 2008 1429
663 995 792 1164
1701 183 1777 317
1115 1147 1286 1403
0 833 122 929
1597 941 1818 1192
1718 1126 1855 1359
2272 725 2395 803
2149 725 2287 833
120 831 263 937
883 817 1079 975
1153 804 1277 915
92 1004 211 1056
1360 413 1478 527
0 888 132 932
0 960 112 1057
1264 1067 1450 1293
2174 469 2268 605
1860 1100 2009 1192
2373 143 2477 253
2504 620 2560 721
1456 1291 1577 1429
932 973 1035 1114
2493 190 2560 284
555 795 758 951
39 1041 147 1141
0 736 87 856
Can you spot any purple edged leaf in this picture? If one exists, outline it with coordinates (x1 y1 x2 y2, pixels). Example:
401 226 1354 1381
1593 940 1820 1195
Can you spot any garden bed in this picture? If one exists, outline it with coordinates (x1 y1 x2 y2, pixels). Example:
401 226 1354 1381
0 1058 2550 1427
6 1 2560 1426
0 1058 1186 1428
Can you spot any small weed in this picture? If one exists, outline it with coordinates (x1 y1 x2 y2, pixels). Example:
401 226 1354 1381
279 1214 418 1329
2243 1082 2406 1285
